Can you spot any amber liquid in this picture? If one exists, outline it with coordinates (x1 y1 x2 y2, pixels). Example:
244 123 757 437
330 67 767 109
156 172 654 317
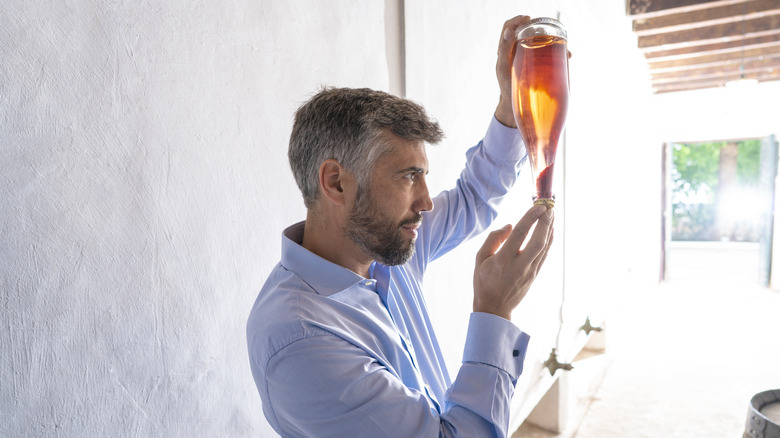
511 35 569 203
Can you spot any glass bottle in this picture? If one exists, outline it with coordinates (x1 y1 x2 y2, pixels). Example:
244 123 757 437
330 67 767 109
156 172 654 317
511 17 569 207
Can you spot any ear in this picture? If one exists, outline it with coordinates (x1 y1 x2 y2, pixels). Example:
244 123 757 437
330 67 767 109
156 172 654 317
318 159 352 206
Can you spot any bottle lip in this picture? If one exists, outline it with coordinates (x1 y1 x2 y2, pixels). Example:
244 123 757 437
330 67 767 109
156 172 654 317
516 17 567 40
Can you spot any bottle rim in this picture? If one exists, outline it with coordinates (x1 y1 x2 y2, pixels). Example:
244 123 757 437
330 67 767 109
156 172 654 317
515 17 567 40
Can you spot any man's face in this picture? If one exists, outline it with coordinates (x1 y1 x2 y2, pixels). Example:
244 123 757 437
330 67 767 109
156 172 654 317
346 134 433 266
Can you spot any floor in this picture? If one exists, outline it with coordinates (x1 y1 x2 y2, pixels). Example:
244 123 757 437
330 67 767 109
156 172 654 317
513 242 780 438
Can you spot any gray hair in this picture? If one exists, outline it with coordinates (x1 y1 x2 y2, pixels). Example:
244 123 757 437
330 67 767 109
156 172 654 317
288 87 444 209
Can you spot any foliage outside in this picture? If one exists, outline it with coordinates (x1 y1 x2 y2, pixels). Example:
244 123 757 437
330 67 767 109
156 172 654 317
671 140 761 241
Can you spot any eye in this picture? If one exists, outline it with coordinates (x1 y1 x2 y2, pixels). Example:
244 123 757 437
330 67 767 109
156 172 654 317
405 172 417 181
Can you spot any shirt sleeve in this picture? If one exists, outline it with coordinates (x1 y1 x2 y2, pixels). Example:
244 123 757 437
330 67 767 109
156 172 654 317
462 312 530 379
264 316 529 438
414 116 527 268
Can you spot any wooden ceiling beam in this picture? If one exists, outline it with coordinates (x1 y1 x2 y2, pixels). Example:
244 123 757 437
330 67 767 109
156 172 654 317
628 0 780 93
647 44 780 71
651 63 780 83
644 35 780 61
633 0 780 36
653 71 780 93
628 0 746 19
648 57 780 81
638 14 780 50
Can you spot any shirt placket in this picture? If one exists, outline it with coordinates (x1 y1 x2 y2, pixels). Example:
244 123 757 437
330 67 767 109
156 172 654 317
372 265 441 412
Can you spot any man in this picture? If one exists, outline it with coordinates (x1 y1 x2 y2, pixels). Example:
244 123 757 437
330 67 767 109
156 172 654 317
247 15 554 438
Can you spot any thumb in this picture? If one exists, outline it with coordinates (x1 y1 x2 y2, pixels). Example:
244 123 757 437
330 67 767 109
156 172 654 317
476 224 512 264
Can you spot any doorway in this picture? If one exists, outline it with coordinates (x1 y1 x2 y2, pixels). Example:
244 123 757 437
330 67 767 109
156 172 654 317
661 135 778 286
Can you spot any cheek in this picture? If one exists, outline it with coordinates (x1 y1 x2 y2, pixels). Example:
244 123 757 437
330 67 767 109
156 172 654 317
370 185 405 206
366 180 417 219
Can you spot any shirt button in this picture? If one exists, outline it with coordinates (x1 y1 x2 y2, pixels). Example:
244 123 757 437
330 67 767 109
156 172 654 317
512 349 520 357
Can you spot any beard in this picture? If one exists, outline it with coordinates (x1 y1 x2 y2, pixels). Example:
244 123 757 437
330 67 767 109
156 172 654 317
346 185 421 266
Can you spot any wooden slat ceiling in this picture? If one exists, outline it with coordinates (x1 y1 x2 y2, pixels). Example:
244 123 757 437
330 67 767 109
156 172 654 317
627 0 780 94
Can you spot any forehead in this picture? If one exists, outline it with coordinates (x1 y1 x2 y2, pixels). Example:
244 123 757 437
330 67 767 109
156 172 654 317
375 131 428 170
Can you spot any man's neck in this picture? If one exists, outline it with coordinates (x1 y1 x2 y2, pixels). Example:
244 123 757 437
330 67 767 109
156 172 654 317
301 210 373 278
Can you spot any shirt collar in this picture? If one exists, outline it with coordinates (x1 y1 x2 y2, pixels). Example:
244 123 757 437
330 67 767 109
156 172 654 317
280 221 378 296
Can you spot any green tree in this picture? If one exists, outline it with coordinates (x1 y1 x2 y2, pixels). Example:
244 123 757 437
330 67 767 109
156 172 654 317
737 139 760 187
671 140 761 241
672 142 720 199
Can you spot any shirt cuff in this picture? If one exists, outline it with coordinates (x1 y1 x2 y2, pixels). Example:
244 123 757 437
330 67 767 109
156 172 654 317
482 115 526 163
462 312 530 379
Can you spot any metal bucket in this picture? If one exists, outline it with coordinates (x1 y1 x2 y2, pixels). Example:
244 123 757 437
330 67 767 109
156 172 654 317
744 389 780 438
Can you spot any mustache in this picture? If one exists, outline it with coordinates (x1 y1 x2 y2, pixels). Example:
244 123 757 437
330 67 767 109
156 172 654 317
400 214 423 227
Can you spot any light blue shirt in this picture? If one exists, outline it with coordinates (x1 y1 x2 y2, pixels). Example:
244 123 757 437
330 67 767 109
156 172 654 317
248 116 529 437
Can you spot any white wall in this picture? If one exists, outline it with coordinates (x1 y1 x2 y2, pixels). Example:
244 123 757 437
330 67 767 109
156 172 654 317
1 1 387 436
2 0 665 436
652 81 780 143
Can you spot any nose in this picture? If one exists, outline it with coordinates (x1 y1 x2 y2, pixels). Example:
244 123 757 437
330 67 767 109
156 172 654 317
413 177 434 213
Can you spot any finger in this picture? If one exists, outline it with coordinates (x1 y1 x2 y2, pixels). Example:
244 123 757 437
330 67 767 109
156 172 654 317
499 205 546 255
531 227 555 275
499 15 531 47
520 208 554 260
497 15 531 63
476 224 512 264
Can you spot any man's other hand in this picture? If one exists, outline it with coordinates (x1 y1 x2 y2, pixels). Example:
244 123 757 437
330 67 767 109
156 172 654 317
472 205 554 320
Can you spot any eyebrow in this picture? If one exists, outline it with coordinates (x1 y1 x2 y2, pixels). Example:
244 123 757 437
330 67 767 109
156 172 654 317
396 166 428 175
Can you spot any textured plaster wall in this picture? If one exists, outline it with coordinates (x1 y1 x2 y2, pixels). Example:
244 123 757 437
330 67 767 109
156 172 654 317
1 1 387 436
